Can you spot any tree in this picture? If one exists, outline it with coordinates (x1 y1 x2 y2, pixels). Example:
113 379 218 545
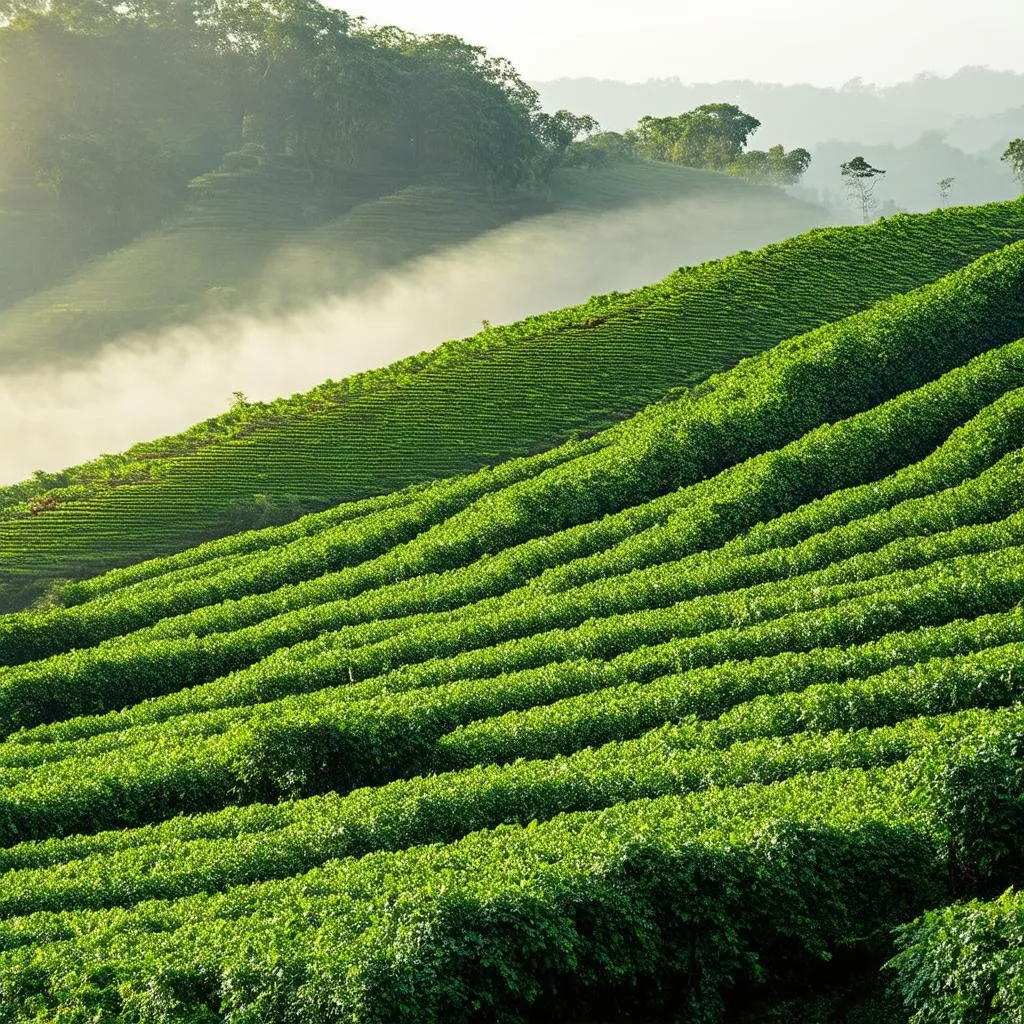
0 0 599 250
565 130 635 168
732 144 811 186
532 109 598 174
1003 139 1024 191
626 105 812 188
630 104 760 169
841 156 886 223
671 103 761 169
630 115 683 162
937 176 955 206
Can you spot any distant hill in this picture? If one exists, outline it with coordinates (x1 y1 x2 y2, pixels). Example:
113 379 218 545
0 161 535 372
946 104 1024 154
799 132 1020 214
2 195 1023 608
533 68 1024 148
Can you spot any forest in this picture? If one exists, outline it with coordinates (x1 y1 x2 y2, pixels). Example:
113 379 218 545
0 0 595 255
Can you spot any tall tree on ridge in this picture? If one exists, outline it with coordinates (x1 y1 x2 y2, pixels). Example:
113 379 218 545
841 156 887 222
1003 139 1024 191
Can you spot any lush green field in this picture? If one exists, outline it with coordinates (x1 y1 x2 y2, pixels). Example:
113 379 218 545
0 225 1022 1019
3 196 1024 607
0 160 791 371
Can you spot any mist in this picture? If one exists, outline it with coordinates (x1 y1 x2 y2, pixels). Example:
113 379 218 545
0 192 830 485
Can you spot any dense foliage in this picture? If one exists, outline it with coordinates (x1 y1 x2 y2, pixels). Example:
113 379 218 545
3 197 1023 603
575 102 812 184
1003 138 1024 189
889 888 1024 1022
0 215 1022 1017
0 0 597 315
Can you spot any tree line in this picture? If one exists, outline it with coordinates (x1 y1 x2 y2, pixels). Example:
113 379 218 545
570 103 1024 221
571 103 813 186
0 0 596 246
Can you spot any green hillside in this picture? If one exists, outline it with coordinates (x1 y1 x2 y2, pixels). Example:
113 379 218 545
0 160 404 369
3 198 1023 609
0 159 804 371
0 230 1022 1019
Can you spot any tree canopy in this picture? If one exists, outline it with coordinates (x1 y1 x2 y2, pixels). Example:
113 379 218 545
629 104 761 168
1003 139 1024 189
0 0 595 247
568 103 810 186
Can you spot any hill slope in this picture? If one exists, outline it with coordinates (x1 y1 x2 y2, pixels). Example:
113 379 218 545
0 235 1022 1018
0 160 796 371
2 198 1023 607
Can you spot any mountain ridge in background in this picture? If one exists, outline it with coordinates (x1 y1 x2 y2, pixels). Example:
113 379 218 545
533 67 1024 147
536 68 1024 213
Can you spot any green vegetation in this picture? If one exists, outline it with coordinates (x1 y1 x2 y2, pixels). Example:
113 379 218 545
0 158 809 372
0 0 585 279
0 0 840 612
4 198 1024 607
1004 137 1024 189
577 102 813 185
0 212 1023 1017
0 169 533 369
888 887 1024 1022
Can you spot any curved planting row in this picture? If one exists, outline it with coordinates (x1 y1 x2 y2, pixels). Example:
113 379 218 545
5 198 1024 598
0 221 1023 1020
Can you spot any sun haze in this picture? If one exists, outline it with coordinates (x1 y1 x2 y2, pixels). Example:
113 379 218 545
348 0 1024 85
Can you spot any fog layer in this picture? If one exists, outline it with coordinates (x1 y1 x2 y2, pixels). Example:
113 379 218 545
0 193 829 485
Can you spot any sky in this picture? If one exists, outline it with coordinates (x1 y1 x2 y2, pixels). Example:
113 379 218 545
346 0 1024 87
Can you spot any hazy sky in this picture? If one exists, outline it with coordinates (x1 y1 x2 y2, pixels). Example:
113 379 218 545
347 0 1024 86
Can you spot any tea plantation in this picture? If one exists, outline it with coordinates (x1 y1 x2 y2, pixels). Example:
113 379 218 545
3 197 1024 606
0 214 1022 1019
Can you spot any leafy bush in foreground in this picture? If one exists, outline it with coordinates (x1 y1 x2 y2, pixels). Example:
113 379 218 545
888 889 1024 1024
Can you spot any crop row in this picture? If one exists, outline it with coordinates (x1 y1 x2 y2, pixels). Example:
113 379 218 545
12 536 1024 759
2 731 1021 1024
178 533 1024 706
532 379 1024 598
3 238 1022 665
0 706 1009 922
3 442 1021 735
125 368 1024 652
0 603 1015 874
256 512 1024 699
93 369 1024 669
0 582 1011 782
101 342 1024 640
0 433 609 666
0 593 1019 847
439 606 1024 765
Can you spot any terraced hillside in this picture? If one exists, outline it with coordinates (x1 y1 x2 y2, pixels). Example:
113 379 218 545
2 198 1023 607
0 235 1022 1019
0 165 516 372
0 160 789 372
